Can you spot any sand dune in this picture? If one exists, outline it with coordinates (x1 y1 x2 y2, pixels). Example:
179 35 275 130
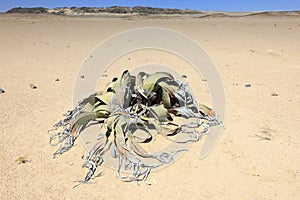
5 6 300 18
0 12 300 199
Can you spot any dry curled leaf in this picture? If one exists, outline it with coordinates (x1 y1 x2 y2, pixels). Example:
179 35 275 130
15 156 30 164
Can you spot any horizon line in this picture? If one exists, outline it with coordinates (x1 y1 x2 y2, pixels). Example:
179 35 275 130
2 6 300 13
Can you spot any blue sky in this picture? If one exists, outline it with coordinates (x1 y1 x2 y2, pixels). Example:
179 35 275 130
1 0 300 12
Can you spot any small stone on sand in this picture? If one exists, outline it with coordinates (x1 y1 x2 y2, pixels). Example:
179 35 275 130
181 75 187 78
0 87 5 94
245 83 251 88
30 83 37 89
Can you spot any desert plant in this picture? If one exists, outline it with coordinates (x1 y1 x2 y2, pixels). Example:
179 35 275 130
50 70 221 184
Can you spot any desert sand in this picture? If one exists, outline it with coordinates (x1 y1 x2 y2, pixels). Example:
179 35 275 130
0 12 300 199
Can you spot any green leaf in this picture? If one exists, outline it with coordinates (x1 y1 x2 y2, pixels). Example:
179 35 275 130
149 105 173 122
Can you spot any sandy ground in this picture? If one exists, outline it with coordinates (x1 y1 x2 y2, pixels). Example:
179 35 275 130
0 13 300 199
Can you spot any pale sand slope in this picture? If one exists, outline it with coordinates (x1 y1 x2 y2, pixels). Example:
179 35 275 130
0 13 299 199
